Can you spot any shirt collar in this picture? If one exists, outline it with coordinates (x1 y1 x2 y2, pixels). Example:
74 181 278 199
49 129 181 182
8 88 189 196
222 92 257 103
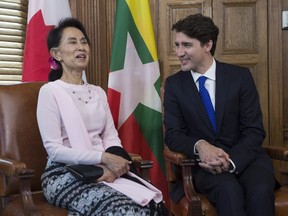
191 58 216 82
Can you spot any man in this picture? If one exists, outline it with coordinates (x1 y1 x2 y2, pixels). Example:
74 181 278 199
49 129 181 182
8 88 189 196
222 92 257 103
163 13 276 216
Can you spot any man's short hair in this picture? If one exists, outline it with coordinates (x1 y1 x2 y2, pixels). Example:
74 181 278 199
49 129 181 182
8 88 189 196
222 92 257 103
172 13 219 55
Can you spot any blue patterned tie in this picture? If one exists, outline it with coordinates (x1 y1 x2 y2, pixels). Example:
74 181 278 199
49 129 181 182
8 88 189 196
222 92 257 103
198 76 216 133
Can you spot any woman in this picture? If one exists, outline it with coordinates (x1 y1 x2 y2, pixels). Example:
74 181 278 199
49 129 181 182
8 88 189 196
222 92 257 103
37 17 167 215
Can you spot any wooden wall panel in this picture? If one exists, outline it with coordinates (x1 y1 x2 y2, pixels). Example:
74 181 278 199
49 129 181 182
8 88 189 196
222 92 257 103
213 0 270 145
268 0 283 146
282 0 288 144
219 4 257 53
214 0 283 147
158 0 212 79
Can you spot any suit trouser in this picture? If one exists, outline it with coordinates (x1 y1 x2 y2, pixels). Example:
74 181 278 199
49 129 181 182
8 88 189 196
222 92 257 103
194 165 276 216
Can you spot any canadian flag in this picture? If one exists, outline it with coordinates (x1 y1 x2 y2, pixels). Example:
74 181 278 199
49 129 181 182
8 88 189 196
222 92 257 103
22 0 71 82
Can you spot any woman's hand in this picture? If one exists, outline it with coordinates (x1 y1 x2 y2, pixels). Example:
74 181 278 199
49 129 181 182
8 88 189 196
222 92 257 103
96 165 117 183
101 152 131 177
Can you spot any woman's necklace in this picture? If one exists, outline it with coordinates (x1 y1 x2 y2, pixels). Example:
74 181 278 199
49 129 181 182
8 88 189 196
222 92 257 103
70 83 93 104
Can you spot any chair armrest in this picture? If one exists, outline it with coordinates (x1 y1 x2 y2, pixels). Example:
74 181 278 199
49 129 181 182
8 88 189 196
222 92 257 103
129 153 153 181
163 146 188 165
0 157 27 176
129 153 154 168
164 146 203 215
263 146 288 187
0 157 40 215
0 157 34 180
263 146 288 161
164 146 195 180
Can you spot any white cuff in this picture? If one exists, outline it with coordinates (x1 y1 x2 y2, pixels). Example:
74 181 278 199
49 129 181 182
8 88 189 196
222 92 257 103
194 139 205 155
228 159 236 173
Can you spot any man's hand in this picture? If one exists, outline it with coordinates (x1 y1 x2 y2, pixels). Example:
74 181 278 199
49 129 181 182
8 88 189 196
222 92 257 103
196 140 230 174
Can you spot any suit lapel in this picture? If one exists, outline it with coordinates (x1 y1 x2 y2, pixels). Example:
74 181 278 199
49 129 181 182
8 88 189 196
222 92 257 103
181 71 213 131
215 61 230 134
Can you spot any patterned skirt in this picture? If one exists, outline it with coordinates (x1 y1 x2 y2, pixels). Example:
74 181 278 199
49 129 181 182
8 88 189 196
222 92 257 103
41 159 167 216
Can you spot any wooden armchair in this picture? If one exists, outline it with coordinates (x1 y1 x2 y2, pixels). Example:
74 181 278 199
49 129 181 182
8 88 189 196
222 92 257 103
164 145 288 216
0 82 153 216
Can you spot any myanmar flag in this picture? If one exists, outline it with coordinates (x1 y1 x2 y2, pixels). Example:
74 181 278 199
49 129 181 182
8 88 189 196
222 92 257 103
108 0 169 204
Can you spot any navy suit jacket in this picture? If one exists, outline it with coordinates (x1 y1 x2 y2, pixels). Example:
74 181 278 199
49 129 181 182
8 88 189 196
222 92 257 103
163 60 274 202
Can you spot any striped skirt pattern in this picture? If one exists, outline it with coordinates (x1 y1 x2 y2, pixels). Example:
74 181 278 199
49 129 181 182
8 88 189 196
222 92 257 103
41 159 165 216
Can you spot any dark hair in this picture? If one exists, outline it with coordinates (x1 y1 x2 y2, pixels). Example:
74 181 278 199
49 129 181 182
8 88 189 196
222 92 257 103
171 13 219 55
47 17 91 81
